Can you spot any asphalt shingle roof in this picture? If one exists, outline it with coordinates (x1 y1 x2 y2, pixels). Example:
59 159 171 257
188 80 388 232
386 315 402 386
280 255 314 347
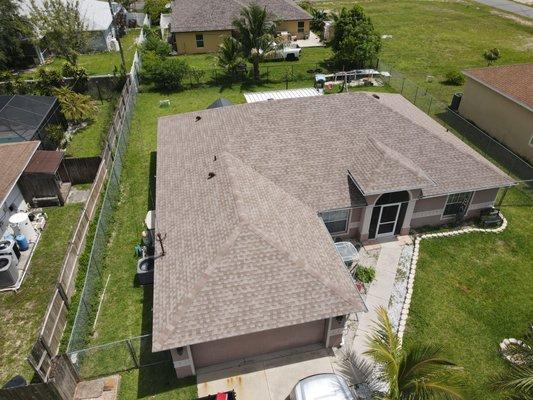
170 0 311 33
153 92 512 351
0 141 40 205
463 63 533 111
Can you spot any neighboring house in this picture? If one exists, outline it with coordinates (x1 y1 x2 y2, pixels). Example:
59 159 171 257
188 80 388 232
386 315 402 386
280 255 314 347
170 0 312 54
20 0 124 53
0 142 39 239
0 95 64 148
154 92 513 378
458 63 533 164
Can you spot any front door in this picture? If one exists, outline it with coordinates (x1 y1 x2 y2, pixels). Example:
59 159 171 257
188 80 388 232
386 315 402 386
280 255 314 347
376 203 401 238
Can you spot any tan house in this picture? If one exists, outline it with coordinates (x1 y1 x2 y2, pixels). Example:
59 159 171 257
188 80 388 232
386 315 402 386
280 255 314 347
153 92 513 378
458 63 533 164
170 0 312 54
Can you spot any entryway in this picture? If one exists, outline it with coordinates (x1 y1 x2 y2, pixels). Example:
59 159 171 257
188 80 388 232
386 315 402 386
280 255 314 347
369 191 410 239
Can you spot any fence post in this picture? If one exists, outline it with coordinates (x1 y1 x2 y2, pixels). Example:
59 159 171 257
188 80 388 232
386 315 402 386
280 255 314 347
126 339 139 368
56 283 70 309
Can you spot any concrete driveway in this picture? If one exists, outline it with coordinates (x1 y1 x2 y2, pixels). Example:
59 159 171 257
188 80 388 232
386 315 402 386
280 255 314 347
196 345 335 400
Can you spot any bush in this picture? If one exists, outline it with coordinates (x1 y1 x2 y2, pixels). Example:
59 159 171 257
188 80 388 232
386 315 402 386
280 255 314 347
0 73 30 95
142 34 171 57
35 68 64 95
45 123 66 148
444 70 465 86
142 55 189 91
61 62 89 93
355 266 376 284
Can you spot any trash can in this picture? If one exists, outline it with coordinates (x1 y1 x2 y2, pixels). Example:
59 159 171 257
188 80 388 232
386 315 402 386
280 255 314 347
450 92 463 111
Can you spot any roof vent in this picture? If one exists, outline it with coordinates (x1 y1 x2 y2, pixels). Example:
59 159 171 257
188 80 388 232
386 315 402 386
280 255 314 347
207 172 216 179
195 116 201 122
372 94 380 99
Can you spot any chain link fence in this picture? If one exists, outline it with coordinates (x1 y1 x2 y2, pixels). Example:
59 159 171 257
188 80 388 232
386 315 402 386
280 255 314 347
67 52 141 353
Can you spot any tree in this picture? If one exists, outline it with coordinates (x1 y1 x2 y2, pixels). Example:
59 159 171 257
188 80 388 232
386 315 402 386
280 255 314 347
53 86 98 123
483 48 501 66
492 327 533 400
330 5 381 69
310 7 328 34
35 67 64 95
29 0 88 64
232 4 277 81
217 36 245 76
141 55 190 91
0 0 33 71
143 0 168 23
363 307 464 400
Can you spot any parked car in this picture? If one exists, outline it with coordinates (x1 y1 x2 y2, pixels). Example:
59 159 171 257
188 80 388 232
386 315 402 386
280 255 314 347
263 43 302 61
290 374 355 400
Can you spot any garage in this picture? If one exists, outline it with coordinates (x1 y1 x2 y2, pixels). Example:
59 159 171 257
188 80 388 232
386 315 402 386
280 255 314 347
191 319 327 368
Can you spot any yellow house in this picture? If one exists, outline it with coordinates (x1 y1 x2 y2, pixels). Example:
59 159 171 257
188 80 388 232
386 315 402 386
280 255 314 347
170 0 311 55
458 63 533 164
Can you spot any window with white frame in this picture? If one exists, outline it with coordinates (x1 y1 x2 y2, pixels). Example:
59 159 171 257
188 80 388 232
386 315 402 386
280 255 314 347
195 34 204 48
320 209 350 234
443 192 472 217
298 21 305 33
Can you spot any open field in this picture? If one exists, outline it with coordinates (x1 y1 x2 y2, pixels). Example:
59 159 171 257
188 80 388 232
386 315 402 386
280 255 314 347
404 185 532 399
315 0 533 102
0 204 82 385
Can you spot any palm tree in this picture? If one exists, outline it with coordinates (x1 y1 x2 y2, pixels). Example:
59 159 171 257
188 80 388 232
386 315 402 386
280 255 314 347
363 307 464 400
492 327 533 400
216 36 245 76
232 3 277 81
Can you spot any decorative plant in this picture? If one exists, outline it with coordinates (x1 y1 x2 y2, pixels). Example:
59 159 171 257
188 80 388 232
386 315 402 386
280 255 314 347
444 70 465 86
483 48 501 66
355 266 376 284
53 86 98 123
217 36 245 76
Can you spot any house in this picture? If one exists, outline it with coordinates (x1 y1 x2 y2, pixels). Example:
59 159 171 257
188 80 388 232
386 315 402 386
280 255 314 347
153 92 513 378
170 0 312 54
19 0 125 54
0 95 64 147
458 62 533 164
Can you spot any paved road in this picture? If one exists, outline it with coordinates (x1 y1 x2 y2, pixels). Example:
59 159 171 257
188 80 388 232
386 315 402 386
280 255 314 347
472 0 533 18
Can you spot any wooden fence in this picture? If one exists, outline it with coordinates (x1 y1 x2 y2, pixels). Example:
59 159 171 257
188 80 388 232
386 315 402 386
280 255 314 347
0 356 79 400
25 53 140 386
63 157 102 185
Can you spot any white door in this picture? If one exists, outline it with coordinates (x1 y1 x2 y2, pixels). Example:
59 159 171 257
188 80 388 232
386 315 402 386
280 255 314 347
376 203 401 238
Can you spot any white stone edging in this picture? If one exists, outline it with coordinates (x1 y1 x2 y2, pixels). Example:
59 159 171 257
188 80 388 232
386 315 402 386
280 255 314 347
397 212 508 345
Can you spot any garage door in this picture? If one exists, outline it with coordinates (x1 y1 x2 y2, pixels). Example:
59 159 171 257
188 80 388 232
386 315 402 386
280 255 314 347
192 319 326 368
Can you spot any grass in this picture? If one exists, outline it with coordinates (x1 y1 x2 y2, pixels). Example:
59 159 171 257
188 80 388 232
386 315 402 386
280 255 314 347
25 29 140 77
0 204 82 385
65 97 117 158
403 186 533 399
315 0 533 102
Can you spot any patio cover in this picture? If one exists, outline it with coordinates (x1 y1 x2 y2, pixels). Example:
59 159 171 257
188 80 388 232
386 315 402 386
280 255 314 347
24 150 64 175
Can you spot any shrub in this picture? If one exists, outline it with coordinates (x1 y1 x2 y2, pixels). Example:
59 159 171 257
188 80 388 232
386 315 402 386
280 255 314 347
61 62 89 93
45 123 66 148
142 34 171 57
355 266 376 284
142 56 189 91
444 70 465 86
0 73 30 95
483 47 501 66
35 68 64 95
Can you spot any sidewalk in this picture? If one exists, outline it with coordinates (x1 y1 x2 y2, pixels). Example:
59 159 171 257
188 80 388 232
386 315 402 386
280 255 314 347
351 240 404 359
472 0 533 18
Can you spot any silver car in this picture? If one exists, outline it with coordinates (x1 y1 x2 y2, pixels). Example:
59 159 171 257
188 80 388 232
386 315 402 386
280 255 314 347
290 374 355 400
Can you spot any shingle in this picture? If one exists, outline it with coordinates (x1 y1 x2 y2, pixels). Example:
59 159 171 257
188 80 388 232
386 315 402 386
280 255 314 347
0 141 40 204
153 92 513 352
463 63 533 111
170 0 311 33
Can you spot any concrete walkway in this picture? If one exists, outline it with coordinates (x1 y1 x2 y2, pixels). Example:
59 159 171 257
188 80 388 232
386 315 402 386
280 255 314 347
351 240 404 359
472 0 533 18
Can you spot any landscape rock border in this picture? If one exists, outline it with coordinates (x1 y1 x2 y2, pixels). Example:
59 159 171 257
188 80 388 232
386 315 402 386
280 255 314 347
397 212 509 345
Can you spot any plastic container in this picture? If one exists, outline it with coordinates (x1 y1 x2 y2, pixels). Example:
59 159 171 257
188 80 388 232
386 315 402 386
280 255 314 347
9 212 37 242
15 235 29 251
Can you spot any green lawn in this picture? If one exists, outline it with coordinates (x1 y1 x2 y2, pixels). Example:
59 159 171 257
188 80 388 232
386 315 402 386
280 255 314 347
0 204 82 385
315 0 533 102
404 186 532 399
65 98 117 158
26 29 140 77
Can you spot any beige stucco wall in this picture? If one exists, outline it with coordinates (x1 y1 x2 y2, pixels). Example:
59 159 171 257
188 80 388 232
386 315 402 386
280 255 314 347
174 30 231 55
191 319 326 368
459 78 533 164
277 19 310 39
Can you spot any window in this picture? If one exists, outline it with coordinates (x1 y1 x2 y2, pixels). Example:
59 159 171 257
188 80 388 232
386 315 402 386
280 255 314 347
442 192 472 217
298 21 305 33
195 34 204 48
321 209 350 234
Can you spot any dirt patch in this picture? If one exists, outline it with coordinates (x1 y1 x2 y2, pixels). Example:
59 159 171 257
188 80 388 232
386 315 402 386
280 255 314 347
490 10 533 26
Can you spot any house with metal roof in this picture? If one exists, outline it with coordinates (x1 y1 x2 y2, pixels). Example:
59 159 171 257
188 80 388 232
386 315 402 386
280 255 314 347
0 95 64 147
169 0 311 54
457 62 533 164
154 92 513 378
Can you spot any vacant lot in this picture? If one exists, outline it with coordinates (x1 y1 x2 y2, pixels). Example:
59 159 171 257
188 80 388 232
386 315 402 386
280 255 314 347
0 204 82 385
404 186 532 399
315 0 533 101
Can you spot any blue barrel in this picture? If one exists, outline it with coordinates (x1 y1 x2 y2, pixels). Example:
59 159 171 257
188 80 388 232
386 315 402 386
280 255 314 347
15 235 29 251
